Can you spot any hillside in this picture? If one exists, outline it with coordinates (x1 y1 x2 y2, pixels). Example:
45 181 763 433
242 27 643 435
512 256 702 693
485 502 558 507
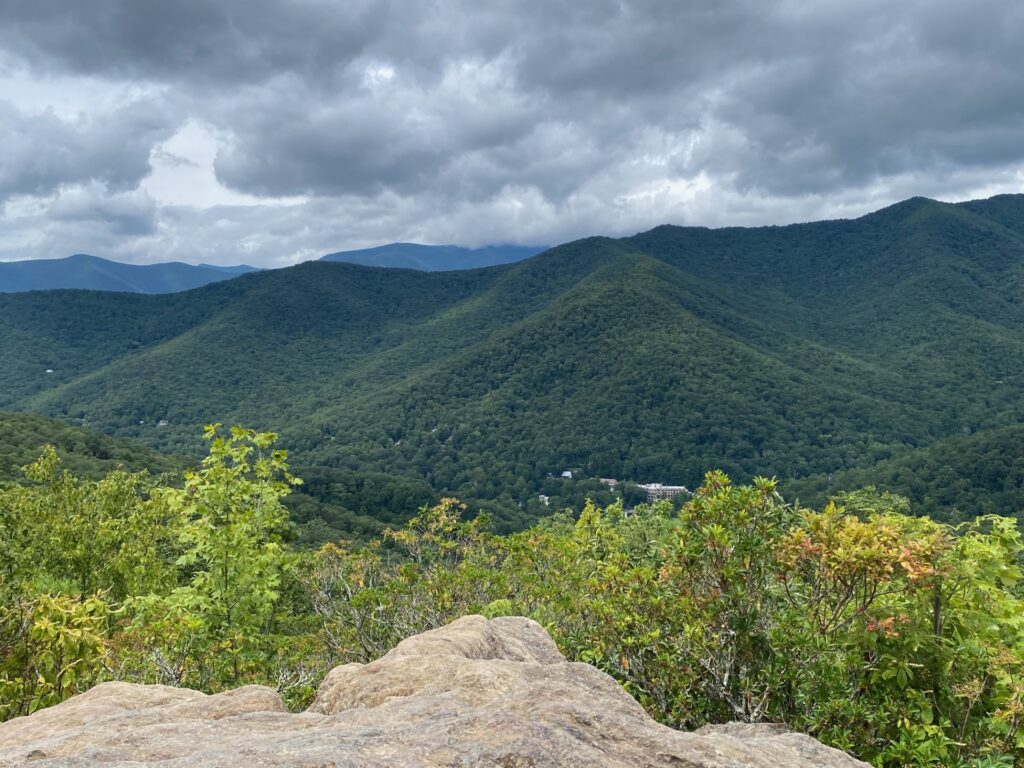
2 194 1024 525
0 411 178 480
0 411 408 543
788 423 1024 522
0 254 260 294
321 242 546 270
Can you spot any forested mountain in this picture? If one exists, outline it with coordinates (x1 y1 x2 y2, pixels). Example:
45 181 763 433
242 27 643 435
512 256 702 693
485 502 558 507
0 254 260 293
3 194 1024 526
321 242 546 270
0 411 178 480
790 423 1024 523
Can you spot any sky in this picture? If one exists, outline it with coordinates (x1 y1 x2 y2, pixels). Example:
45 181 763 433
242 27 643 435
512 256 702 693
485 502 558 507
0 0 1022 268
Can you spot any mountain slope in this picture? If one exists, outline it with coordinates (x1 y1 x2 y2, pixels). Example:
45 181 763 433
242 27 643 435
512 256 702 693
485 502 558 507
321 242 546 271
0 411 179 480
0 254 260 294
788 423 1024 523
2 195 1024 525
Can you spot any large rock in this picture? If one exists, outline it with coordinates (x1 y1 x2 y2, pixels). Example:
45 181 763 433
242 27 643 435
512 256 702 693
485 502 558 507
0 615 868 767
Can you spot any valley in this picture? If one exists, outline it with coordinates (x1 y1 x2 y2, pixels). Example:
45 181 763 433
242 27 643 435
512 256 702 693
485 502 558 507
4 194 1024 531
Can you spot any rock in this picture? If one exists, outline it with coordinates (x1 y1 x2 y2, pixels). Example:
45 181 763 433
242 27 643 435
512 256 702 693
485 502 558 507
0 615 869 767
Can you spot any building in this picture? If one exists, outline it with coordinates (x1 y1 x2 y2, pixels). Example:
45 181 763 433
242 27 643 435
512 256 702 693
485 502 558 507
561 470 573 479
599 478 618 487
638 483 691 503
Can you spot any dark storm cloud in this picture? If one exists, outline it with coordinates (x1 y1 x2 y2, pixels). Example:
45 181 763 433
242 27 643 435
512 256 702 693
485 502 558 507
216 0 1024 203
0 0 1022 265
0 0 389 86
706 0 1024 194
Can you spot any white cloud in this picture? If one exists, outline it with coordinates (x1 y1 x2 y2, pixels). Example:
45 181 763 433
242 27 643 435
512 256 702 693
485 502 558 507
142 120 304 208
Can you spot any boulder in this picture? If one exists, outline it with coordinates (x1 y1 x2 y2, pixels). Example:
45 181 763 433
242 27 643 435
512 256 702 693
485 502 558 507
0 615 868 767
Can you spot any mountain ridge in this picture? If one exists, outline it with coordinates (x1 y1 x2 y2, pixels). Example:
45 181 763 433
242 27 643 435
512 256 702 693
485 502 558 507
0 253 261 294
2 194 1023 526
0 242 548 293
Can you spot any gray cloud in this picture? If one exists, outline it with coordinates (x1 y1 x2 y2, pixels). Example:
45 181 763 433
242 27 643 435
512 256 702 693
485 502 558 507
47 184 158 237
0 0 1022 266
0 0 388 86
0 98 174 200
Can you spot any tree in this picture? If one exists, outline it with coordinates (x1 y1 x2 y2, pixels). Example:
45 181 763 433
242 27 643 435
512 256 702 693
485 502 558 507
131 425 300 686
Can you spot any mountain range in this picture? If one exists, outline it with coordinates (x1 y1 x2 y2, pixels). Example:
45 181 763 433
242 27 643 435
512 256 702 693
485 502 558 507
0 244 548 295
0 254 261 294
2 194 1024 530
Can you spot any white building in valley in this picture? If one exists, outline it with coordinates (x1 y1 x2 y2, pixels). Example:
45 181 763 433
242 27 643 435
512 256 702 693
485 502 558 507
638 483 691 503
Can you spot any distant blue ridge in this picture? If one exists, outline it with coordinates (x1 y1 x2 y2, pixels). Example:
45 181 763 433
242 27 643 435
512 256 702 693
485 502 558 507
0 243 548 294
321 243 547 271
0 254 261 294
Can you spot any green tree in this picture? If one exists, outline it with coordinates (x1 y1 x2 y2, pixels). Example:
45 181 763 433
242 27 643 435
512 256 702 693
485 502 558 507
130 425 300 686
0 593 108 720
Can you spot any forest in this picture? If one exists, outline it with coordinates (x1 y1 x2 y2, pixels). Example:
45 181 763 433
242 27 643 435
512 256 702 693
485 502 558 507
3 425 1024 767
4 196 1024 531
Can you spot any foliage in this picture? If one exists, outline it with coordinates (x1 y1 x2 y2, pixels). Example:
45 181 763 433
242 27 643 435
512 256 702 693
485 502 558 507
0 592 108 720
0 446 173 601
0 426 307 713
304 475 1024 766
6 196 1024 530
128 425 300 689
302 498 502 664
4 425 1024 767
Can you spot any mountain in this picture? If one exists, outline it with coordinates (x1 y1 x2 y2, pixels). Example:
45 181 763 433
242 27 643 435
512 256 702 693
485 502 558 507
0 411 179 480
788 422 1024 523
2 194 1024 526
321 242 546 271
0 254 260 294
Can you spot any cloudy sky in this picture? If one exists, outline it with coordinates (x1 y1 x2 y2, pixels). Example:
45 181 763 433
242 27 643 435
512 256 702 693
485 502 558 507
1 0 1022 267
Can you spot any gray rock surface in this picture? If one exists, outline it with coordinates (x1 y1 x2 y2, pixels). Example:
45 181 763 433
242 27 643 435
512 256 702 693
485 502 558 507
0 615 869 767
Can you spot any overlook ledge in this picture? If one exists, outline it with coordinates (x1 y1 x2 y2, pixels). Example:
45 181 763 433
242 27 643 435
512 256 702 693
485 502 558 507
0 615 868 767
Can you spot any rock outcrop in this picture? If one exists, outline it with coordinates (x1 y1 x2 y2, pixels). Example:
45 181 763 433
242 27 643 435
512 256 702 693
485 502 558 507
0 615 868 767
